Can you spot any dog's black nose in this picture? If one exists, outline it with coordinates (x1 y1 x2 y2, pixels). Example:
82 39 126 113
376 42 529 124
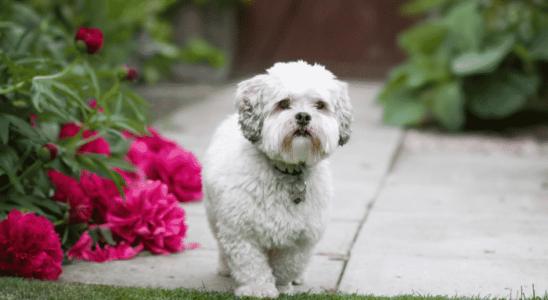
295 112 311 126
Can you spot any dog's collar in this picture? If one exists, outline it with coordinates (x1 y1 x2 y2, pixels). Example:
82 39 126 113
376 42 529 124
272 161 306 176
271 161 307 204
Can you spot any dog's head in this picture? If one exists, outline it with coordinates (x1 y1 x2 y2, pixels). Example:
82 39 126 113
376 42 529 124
234 61 353 166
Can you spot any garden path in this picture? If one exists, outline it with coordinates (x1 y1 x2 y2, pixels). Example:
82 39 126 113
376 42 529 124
59 81 548 297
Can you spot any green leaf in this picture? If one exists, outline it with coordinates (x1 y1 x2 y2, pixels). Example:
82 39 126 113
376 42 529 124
467 71 539 118
0 146 24 194
49 81 87 108
19 193 63 216
88 155 127 201
40 82 64 106
124 92 146 122
0 201 23 214
451 34 516 76
407 55 451 88
36 169 51 200
431 81 465 130
400 0 454 16
103 157 137 172
88 227 100 245
123 88 150 107
382 87 427 127
61 225 69 244
109 116 145 135
15 28 38 55
85 60 101 100
101 81 120 105
31 81 43 112
19 160 43 181
61 156 81 175
0 114 9 144
444 0 483 52
98 226 116 246
398 23 449 55
6 192 56 220
3 114 43 142
529 30 548 61
75 154 100 171
114 92 124 115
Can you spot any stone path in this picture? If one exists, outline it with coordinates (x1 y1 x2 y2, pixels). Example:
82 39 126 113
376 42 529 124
59 81 548 298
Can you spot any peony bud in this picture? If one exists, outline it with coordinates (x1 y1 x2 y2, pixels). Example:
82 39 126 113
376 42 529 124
75 28 104 54
29 114 37 128
38 143 58 162
88 99 104 113
118 65 138 81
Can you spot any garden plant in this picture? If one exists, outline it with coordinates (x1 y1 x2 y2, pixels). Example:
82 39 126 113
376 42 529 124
0 0 204 280
378 0 548 130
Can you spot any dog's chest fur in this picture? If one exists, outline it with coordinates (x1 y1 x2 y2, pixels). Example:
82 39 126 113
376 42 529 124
203 115 334 250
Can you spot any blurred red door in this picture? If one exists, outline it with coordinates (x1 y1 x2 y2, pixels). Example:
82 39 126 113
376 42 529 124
232 0 415 79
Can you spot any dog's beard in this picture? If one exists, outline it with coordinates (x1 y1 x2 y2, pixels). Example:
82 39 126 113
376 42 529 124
260 116 338 166
281 130 322 163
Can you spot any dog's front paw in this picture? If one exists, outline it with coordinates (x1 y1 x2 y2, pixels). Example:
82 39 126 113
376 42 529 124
277 282 293 294
292 272 307 285
235 284 279 298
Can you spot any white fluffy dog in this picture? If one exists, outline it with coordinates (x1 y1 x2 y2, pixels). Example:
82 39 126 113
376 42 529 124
202 61 353 298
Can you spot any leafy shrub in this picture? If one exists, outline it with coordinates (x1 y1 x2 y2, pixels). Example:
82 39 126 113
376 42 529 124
378 0 548 130
14 0 230 84
1 2 146 254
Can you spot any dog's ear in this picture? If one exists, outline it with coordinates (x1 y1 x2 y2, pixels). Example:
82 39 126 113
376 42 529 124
333 81 353 146
234 74 268 144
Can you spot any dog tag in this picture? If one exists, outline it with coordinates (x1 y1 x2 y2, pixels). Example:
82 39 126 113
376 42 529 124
292 181 306 204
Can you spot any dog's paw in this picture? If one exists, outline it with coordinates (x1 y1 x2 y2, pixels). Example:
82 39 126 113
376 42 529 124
235 284 279 298
277 282 293 294
292 272 307 285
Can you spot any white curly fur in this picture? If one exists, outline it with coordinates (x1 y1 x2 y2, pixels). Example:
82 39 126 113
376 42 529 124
203 61 353 298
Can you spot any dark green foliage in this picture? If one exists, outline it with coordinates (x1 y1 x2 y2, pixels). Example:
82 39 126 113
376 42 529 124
0 1 151 252
379 0 548 130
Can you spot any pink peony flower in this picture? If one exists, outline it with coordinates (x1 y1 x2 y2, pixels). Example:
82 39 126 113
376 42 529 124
47 170 93 224
67 230 143 263
106 180 191 254
59 122 111 157
157 147 203 202
125 140 156 180
124 126 202 202
79 170 125 224
75 28 104 54
0 210 63 280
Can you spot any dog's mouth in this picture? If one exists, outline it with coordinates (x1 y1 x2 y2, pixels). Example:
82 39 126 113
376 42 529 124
293 128 311 137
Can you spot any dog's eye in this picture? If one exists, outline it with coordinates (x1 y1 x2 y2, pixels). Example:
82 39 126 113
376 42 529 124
277 99 290 110
315 101 326 110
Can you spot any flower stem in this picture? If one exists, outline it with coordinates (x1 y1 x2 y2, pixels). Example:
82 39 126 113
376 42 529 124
75 130 106 148
33 57 82 82
0 81 26 95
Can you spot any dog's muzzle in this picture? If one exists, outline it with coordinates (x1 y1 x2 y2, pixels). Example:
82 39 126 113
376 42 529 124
295 112 311 127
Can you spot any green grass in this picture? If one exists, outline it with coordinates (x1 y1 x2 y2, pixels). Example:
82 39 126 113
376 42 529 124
0 277 546 300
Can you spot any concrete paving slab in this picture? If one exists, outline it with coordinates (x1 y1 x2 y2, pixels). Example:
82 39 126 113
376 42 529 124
59 249 233 292
184 215 217 250
59 250 344 295
339 252 546 298
339 131 548 297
